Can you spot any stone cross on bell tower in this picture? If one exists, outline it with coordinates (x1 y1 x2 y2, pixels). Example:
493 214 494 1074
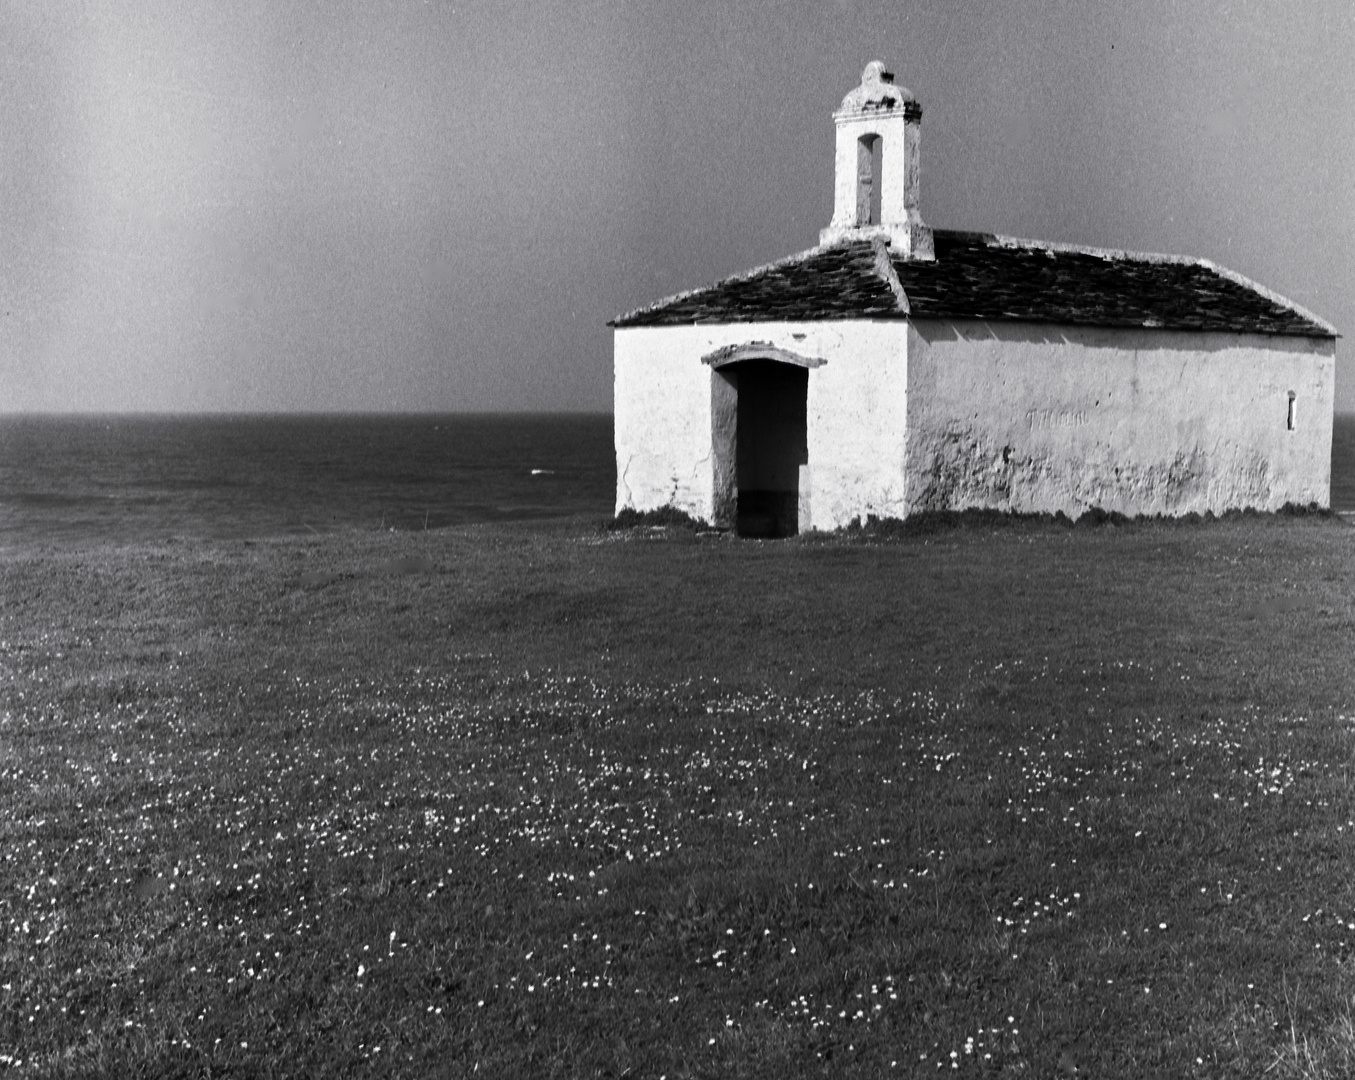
819 61 934 260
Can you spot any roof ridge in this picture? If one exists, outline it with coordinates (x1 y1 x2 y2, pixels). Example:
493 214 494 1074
870 237 909 314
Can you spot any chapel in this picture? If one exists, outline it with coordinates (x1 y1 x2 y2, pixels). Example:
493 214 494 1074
610 62 1337 536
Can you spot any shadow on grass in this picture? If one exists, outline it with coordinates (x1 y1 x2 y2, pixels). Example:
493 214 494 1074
844 501 1337 539
607 506 709 532
608 502 1338 541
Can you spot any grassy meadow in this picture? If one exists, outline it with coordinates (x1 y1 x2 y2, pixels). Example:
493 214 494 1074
4 512 1355 1077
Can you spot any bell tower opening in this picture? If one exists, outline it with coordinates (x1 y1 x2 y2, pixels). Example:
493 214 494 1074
857 134 882 226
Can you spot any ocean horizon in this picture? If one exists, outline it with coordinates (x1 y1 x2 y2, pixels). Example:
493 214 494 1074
2 411 1352 547
0 413 614 547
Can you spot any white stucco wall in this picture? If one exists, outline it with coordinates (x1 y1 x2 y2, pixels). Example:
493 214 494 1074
614 326 719 520
616 318 1334 529
905 320 1335 517
805 322 911 529
613 321 911 527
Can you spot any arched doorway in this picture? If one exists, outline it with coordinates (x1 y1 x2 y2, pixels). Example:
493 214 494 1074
705 344 819 538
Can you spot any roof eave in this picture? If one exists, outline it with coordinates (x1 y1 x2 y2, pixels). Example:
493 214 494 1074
904 311 1338 339
609 243 841 328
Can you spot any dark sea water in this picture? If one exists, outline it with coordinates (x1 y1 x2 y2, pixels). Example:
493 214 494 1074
1 412 1352 547
0 414 615 547
1333 414 1355 514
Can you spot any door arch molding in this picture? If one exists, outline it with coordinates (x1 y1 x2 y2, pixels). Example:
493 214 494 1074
702 341 826 370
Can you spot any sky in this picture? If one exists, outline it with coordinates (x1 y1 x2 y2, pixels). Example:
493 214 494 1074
2 0 1353 413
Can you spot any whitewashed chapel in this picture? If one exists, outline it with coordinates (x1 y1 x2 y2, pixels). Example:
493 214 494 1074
611 62 1337 536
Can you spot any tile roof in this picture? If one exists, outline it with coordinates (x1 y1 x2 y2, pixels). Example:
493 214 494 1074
611 230 1336 338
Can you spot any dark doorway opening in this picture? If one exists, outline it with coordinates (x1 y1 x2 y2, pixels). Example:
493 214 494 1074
733 360 808 537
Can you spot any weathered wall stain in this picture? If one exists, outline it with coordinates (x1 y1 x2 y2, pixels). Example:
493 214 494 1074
1027 408 1089 430
910 423 1025 512
910 432 1280 517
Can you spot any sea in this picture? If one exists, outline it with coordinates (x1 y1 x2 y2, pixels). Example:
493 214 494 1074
0 414 614 547
1 412 1353 547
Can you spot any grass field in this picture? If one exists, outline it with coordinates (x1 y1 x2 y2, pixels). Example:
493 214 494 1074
4 513 1355 1077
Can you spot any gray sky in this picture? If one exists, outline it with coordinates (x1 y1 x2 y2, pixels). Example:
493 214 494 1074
3 0 1353 412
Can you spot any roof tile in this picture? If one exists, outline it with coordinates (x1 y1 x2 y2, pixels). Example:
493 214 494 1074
611 230 1335 337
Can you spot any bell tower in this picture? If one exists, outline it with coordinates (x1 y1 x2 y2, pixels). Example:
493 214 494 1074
819 62 934 260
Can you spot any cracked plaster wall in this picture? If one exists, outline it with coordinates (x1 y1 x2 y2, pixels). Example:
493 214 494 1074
614 327 718 519
905 320 1334 517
